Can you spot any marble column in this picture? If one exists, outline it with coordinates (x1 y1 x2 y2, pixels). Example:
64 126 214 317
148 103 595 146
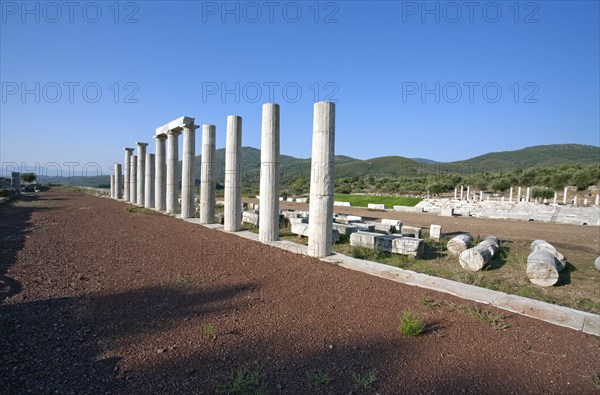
145 153 155 209
115 163 123 199
595 195 599 206
459 185 464 201
110 175 114 198
573 195 578 205
563 187 568 205
453 188 457 200
308 102 335 258
553 192 557 205
509 187 513 202
517 187 522 202
136 142 148 206
224 116 242 232
166 129 182 214
466 186 470 201
123 148 134 202
130 155 137 204
154 134 167 211
200 124 216 224
181 124 199 218
259 103 280 242
525 187 530 203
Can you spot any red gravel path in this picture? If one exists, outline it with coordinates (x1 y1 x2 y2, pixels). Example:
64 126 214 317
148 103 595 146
1 188 599 394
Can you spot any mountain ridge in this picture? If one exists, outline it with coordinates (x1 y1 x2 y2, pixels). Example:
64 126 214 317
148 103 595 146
37 144 599 186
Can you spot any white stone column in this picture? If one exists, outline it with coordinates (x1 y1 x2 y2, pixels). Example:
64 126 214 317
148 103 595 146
573 195 578 205
460 185 464 201
595 194 599 206
259 103 280 242
166 129 182 214
553 192 557 205
200 124 216 224
136 142 148 206
224 115 242 232
509 187 513 202
563 187 568 204
110 175 114 198
308 102 335 258
154 134 167 211
466 186 470 201
526 187 530 203
130 155 137 204
517 187 522 202
123 148 133 201
181 125 199 218
115 163 123 199
453 188 457 200
145 153 155 209
480 191 484 201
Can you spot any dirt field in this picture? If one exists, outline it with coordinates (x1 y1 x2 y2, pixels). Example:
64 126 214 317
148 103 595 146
2 189 600 394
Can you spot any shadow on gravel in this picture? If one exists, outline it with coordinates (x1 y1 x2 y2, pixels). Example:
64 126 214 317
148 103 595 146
0 283 254 393
0 196 53 301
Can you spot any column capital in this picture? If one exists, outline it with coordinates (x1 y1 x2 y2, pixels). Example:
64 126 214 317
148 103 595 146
136 142 149 148
124 147 134 152
167 129 182 136
182 124 200 132
153 133 168 141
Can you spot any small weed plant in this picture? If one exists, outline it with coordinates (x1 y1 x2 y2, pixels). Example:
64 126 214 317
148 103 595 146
217 368 265 395
203 323 216 340
306 369 333 389
351 370 377 392
398 309 425 336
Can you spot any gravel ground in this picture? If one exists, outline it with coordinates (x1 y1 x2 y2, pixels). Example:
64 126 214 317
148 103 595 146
1 188 599 394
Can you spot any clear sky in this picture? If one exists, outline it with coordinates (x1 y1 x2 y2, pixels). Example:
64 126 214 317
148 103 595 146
1 0 599 177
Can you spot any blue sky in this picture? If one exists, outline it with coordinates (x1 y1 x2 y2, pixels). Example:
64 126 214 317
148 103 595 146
1 0 599 176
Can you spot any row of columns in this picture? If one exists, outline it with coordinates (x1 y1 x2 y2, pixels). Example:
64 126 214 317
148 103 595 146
115 118 215 222
451 185 599 206
111 102 336 259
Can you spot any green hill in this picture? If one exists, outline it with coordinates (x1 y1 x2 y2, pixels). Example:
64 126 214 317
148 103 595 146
43 144 598 190
334 156 423 178
443 144 600 173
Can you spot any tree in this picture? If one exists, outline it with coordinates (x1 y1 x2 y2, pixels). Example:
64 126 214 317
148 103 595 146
21 173 36 183
490 178 511 192
531 188 554 199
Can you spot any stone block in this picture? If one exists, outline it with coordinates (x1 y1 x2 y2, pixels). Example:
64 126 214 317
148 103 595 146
334 201 351 206
281 211 301 219
401 225 422 238
391 237 424 257
332 223 362 236
394 205 423 213
350 231 397 252
292 221 339 242
430 224 442 240
289 217 307 224
242 211 259 226
366 222 395 234
368 203 385 210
